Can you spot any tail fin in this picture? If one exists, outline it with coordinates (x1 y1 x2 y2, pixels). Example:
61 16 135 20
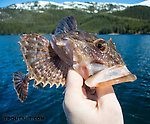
13 72 29 103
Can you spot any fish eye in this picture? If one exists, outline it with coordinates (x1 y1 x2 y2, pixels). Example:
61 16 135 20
97 43 102 48
97 42 107 53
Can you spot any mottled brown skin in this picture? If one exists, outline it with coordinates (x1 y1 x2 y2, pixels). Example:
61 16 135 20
52 30 125 79
13 16 136 103
21 34 69 87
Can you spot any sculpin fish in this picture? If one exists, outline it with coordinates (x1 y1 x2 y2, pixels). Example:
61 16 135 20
13 16 137 103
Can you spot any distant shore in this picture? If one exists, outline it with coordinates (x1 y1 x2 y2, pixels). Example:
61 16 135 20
0 33 149 36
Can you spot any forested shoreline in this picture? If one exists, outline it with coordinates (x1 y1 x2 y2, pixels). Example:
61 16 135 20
0 6 150 35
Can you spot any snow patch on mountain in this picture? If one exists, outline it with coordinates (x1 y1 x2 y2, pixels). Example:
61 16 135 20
7 0 150 13
136 0 150 6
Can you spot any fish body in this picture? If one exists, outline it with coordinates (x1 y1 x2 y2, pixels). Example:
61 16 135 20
13 16 137 103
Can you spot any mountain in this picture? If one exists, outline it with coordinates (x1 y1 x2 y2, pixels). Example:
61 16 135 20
5 0 150 13
136 0 150 6
112 5 150 20
0 1 150 35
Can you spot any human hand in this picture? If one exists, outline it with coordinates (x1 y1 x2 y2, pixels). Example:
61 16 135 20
63 69 124 124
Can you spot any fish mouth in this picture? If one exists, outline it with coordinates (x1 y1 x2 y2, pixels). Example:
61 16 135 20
85 65 137 88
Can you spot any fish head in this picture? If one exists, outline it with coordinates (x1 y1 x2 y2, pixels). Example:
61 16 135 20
51 31 137 87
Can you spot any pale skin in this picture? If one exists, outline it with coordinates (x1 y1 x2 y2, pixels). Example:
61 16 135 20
63 69 124 124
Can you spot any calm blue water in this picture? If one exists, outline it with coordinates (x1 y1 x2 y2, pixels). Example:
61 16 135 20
0 35 150 124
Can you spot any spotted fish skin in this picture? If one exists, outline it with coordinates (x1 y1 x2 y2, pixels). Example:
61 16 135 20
13 34 69 103
20 34 68 87
51 16 136 87
51 16 125 80
13 16 136 103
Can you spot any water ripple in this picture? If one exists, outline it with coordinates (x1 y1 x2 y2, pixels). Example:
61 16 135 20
1 35 150 124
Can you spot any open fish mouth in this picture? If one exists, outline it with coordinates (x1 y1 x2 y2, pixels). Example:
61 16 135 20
85 65 137 88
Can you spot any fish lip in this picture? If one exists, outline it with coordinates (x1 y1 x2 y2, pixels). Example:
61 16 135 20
85 65 137 88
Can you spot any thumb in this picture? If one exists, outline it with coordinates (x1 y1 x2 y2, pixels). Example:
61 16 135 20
63 69 86 118
66 69 83 92
65 69 85 98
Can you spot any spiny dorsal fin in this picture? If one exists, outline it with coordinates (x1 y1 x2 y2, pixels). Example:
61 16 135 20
55 16 77 35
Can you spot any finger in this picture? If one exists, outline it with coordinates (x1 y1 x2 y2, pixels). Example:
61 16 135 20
96 86 117 108
96 86 122 112
96 85 114 99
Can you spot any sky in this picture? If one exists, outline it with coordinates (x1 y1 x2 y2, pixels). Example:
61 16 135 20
0 0 145 7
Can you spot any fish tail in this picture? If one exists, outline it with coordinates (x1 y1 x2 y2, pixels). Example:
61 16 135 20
13 72 29 103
